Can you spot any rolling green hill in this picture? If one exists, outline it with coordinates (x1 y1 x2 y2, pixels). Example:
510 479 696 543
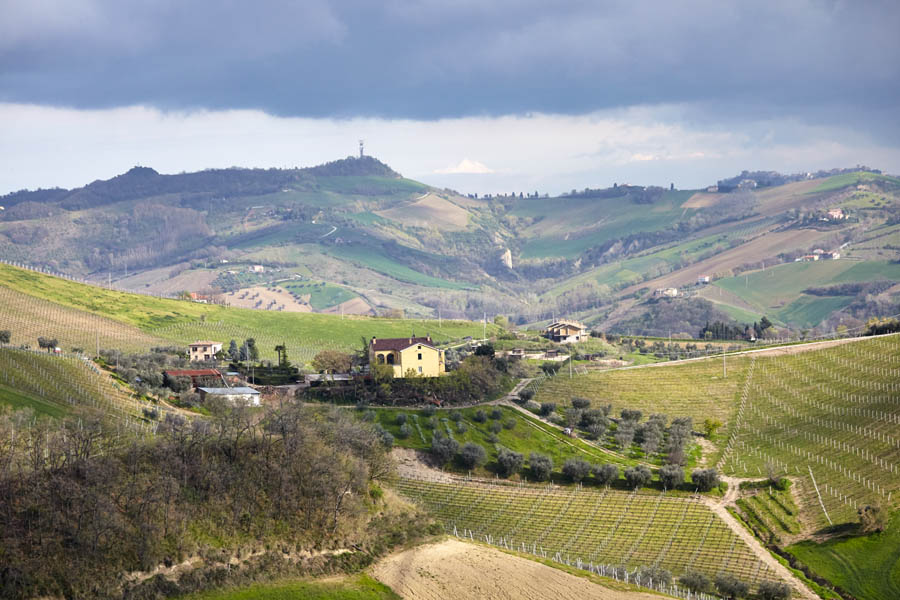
2 159 899 333
0 262 496 363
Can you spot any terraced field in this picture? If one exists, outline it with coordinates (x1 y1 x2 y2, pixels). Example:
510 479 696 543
393 477 780 587
720 334 900 527
0 347 173 431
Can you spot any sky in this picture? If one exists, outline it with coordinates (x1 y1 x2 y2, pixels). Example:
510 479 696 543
2 0 899 195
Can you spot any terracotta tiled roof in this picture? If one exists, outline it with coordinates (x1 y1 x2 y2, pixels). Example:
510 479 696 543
371 336 435 352
189 341 221 347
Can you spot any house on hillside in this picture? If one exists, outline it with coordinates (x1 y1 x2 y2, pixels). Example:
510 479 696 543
369 335 445 377
188 341 222 362
827 208 845 220
706 185 719 193
543 320 587 344
249 265 265 273
697 275 711 284
197 386 261 406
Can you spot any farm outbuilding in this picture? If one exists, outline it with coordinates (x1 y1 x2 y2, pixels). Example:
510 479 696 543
197 386 261 406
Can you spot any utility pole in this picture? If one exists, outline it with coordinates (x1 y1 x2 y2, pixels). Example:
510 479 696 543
483 312 486 341
723 348 727 378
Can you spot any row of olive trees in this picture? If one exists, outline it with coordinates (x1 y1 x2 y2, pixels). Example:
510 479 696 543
679 572 790 599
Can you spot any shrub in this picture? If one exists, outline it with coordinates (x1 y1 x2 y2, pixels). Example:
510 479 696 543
488 421 502 434
547 413 565 426
486 433 499 443
517 388 534 403
859 504 888 533
422 405 436 417
398 423 412 439
624 465 652 488
562 458 592 483
496 448 524 477
614 423 635 448
571 397 591 410
396 413 408 425
691 468 720 492
585 423 606 440
714 574 749 598
459 442 487 469
565 408 583 428
449 411 462 422
620 408 642 422
523 400 541 413
431 433 459 464
593 463 619 485
539 402 556 416
529 453 553 481
502 418 516 430
473 410 487 423
362 410 376 422
489 408 503 420
456 421 468 434
637 565 671 585
679 571 709 593
659 464 684 489
757 580 791 600
581 408 608 428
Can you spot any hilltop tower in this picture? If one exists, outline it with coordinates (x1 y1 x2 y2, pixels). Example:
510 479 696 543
359 139 365 158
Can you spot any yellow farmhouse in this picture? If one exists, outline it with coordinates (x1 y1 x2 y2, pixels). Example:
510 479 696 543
369 335 445 377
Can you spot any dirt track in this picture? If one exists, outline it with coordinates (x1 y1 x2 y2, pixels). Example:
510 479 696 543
372 538 661 600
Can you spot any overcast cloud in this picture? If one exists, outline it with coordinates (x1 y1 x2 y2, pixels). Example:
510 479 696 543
1 0 898 194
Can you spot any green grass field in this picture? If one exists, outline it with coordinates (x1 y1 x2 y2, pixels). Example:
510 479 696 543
789 512 900 600
0 382 70 418
393 477 780 587
323 245 469 290
711 260 900 327
810 171 900 194
177 574 399 600
0 263 495 362
514 191 695 260
280 280 358 310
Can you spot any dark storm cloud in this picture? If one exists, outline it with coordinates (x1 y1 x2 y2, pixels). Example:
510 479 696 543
1 0 899 124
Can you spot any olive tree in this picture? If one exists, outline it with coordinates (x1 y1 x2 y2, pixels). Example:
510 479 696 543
624 465 652 488
459 442 487 469
529 453 553 481
496 447 524 477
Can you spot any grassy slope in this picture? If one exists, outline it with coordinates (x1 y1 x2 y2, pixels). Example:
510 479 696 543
535 356 747 428
789 513 900 600
323 245 470 290
373 405 639 476
177 574 399 600
810 171 900 194
280 281 358 310
0 263 496 361
0 383 69 418
711 260 900 327
514 190 695 260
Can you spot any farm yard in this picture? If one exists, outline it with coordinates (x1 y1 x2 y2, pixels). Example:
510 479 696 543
391 477 786 592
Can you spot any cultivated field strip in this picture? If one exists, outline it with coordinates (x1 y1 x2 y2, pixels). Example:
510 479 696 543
534 357 748 425
0 347 176 432
393 477 777 585
0 285 167 354
722 334 900 526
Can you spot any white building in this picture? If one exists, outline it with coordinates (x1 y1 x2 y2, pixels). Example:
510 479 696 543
197 386 261 406
189 341 222 362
